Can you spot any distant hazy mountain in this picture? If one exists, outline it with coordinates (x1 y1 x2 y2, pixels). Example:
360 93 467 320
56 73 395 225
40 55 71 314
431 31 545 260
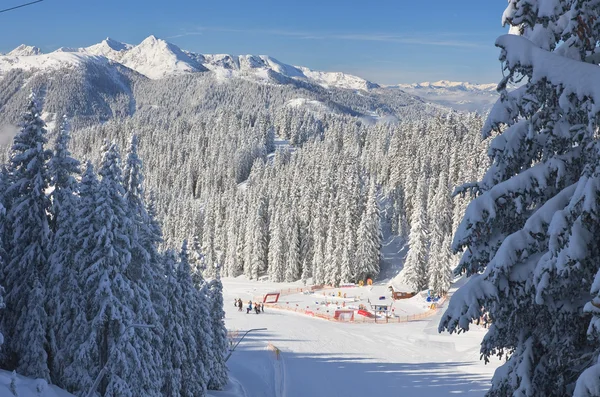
390 80 498 113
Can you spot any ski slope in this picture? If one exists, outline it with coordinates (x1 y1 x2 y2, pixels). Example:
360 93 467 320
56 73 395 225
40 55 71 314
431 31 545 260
212 277 500 397
0 370 74 397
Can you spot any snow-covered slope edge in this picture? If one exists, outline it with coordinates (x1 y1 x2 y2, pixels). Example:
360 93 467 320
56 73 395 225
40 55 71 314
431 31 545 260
0 370 74 397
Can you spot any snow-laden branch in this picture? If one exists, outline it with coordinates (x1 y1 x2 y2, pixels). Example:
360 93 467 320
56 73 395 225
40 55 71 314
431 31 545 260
441 182 576 334
497 34 600 114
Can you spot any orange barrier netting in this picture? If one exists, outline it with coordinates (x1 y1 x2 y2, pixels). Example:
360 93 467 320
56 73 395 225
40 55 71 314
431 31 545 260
252 286 447 324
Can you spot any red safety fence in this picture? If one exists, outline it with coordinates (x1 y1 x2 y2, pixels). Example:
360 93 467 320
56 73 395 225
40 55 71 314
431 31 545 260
262 302 442 324
253 285 448 324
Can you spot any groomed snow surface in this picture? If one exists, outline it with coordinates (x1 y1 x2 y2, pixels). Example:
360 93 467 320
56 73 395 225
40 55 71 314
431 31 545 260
211 277 500 397
0 370 74 397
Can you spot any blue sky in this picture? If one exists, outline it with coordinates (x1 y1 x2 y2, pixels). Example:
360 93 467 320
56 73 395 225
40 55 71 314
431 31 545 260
1 0 508 84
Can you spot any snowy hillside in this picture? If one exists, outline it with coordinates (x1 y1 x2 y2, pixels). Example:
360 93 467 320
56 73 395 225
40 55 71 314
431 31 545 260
391 80 498 113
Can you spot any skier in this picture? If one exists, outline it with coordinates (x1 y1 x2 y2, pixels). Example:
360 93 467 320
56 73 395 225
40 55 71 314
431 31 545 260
247 301 252 314
238 299 243 311
255 302 260 314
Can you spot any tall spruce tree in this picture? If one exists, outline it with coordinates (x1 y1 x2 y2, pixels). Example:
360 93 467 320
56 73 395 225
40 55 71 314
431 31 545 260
161 250 185 397
177 240 209 396
62 161 100 394
71 144 162 396
47 116 81 384
207 265 228 390
427 168 453 296
355 184 382 283
3 96 52 380
401 175 429 292
440 2 600 395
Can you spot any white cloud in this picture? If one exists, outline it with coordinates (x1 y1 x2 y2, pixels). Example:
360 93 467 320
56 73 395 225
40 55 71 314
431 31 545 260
169 27 486 48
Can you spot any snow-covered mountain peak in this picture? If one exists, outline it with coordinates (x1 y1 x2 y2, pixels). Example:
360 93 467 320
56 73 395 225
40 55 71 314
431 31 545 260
102 37 131 52
140 35 159 45
8 44 43 57
118 35 206 79
84 37 132 58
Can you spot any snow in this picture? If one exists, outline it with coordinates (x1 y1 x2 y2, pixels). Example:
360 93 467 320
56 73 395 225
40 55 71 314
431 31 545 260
0 370 74 397
285 98 332 114
216 276 500 397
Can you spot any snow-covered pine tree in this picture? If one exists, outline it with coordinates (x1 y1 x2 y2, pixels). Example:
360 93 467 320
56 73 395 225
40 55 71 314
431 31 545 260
427 167 453 297
324 202 341 287
46 116 81 384
62 161 99 393
201 203 217 279
285 215 301 282
401 175 429 292
190 234 206 287
267 211 285 282
2 95 52 380
224 207 240 278
161 250 185 397
71 144 162 396
121 135 165 394
207 265 228 390
440 2 600 395
0 200 5 351
354 183 382 283
251 194 269 280
177 240 209 396
123 134 149 282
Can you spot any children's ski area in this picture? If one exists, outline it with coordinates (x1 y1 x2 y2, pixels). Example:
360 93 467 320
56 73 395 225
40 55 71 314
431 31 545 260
209 277 500 397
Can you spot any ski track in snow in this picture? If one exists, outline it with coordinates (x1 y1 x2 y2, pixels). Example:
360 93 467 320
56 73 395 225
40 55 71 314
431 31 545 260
216 278 500 397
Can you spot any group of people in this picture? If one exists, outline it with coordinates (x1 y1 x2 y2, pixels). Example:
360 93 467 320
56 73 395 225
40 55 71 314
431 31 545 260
234 298 264 314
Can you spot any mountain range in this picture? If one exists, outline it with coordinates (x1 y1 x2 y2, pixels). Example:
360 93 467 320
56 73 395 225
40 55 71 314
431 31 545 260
0 35 497 113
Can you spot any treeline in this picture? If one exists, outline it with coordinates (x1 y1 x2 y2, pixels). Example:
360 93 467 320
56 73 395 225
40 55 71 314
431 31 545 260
0 98 227 397
64 94 486 295
207 112 488 295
